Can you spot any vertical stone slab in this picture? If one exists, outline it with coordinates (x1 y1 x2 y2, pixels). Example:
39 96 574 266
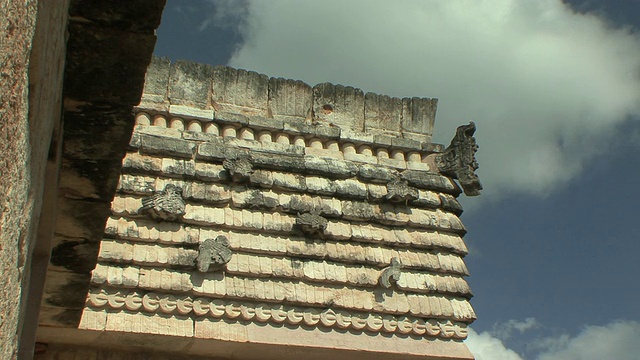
212 66 269 116
313 83 365 131
268 77 313 120
168 60 212 109
401 97 437 141
364 93 402 135
141 56 170 105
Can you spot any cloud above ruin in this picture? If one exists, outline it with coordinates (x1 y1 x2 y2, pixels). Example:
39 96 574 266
467 320 640 359
211 0 640 200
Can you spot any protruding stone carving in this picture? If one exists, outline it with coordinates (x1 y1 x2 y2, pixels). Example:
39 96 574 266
296 212 328 235
140 184 186 221
196 235 232 272
385 178 418 203
435 122 482 196
379 257 403 289
223 156 253 182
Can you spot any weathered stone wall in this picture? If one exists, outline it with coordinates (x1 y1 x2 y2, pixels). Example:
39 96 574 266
63 59 478 360
0 1 69 358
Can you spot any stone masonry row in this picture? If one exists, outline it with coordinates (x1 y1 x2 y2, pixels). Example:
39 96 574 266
104 215 469 256
141 58 438 142
88 263 475 322
96 239 471 296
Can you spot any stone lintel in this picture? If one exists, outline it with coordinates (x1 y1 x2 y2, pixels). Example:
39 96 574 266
37 324 474 360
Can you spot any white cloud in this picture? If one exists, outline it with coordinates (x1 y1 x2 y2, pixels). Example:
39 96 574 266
222 0 640 199
466 328 524 360
468 321 640 360
536 321 640 360
492 317 539 341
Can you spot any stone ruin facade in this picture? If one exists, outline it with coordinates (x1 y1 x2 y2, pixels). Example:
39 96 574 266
36 57 483 359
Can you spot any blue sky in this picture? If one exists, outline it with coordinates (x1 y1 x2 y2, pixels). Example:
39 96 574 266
154 1 640 358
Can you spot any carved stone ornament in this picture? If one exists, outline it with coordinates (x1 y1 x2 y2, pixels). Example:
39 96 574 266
223 156 253 183
435 122 483 196
379 257 403 289
196 235 233 272
296 212 328 236
385 178 418 203
140 184 186 221
87 288 470 339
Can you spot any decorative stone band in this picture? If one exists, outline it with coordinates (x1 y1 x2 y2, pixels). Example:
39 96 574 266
87 287 469 340
133 112 442 173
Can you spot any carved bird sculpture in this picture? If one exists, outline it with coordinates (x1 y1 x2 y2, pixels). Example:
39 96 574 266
140 184 186 221
196 235 233 273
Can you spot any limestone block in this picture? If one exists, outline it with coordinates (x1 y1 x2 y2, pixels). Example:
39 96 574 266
91 264 108 284
401 170 460 195
169 104 214 121
304 156 359 178
249 169 274 188
257 140 305 156
334 179 368 199
341 201 374 220
212 66 269 114
305 176 336 195
407 161 432 171
391 137 422 151
143 56 171 100
324 221 352 240
313 83 365 130
268 77 313 119
139 134 196 159
414 190 442 208
184 204 225 226
106 311 194 337
117 174 156 195
315 197 342 217
122 152 163 173
357 163 398 183
98 240 133 262
135 125 182 140
344 152 377 164
272 172 306 192
194 162 228 182
168 60 212 108
378 157 406 170
251 152 305 172
305 147 344 160
160 157 187 177
401 97 437 138
364 92 402 134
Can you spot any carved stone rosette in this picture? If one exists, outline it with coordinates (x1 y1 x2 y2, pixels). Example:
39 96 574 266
435 122 482 196
385 178 418 203
196 235 232 272
140 184 186 221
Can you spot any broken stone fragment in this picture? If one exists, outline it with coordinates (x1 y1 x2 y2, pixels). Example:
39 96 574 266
140 184 186 221
434 122 482 196
379 257 403 289
296 212 328 236
385 178 418 203
196 235 233 272
223 156 253 182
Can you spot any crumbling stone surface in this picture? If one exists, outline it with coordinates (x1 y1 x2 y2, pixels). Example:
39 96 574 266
296 212 328 235
196 235 232 272
68 55 480 360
